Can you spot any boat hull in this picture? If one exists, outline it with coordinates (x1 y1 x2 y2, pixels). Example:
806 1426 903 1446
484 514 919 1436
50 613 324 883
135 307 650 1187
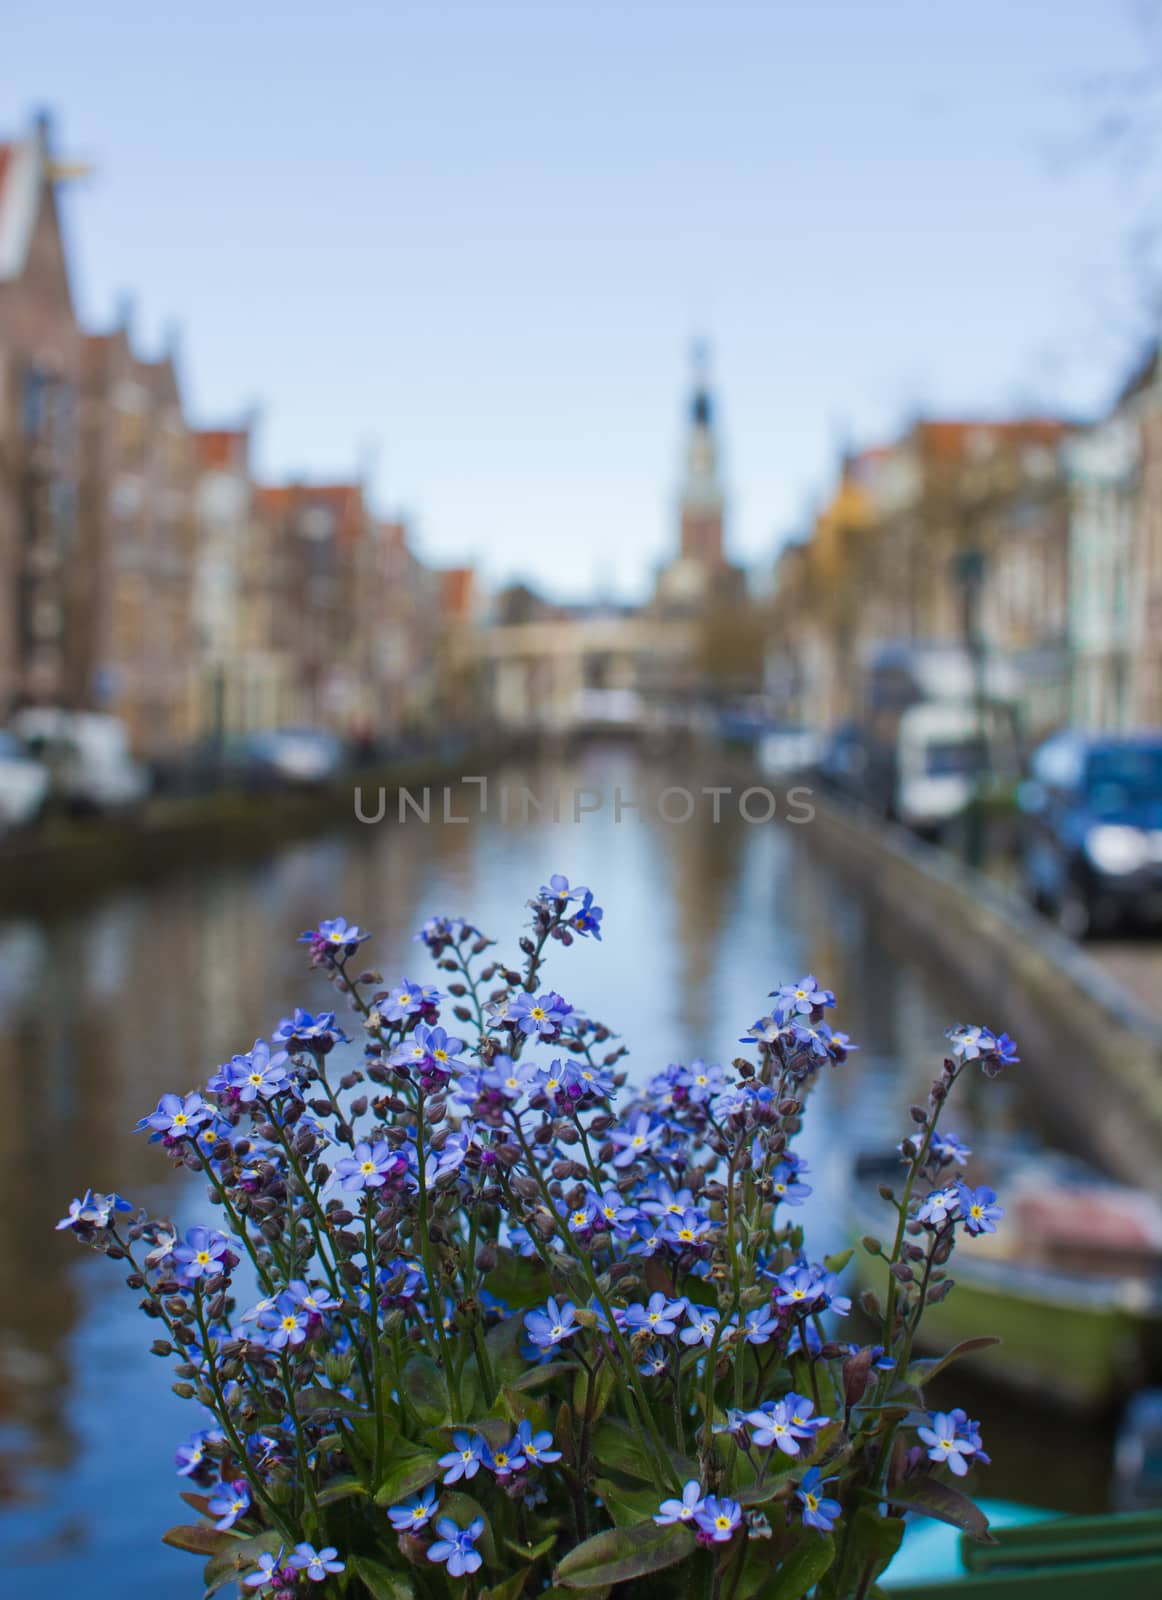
852 1248 1162 1411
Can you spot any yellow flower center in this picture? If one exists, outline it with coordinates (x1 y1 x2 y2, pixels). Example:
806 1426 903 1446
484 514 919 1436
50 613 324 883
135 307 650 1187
805 1493 819 1511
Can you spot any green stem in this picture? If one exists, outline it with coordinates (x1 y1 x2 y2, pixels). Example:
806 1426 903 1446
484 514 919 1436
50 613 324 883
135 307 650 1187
191 1285 294 1538
363 1200 387 1483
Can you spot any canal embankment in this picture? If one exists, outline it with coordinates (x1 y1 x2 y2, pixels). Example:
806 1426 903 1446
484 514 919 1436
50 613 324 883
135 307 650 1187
0 744 494 913
797 792 1162 1188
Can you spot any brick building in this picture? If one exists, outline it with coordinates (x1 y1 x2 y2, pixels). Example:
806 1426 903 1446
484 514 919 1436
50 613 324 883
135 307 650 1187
79 315 198 754
0 112 83 715
768 418 1073 741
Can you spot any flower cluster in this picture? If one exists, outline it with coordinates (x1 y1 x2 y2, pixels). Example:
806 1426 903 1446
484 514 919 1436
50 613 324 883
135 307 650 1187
59 878 1006 1598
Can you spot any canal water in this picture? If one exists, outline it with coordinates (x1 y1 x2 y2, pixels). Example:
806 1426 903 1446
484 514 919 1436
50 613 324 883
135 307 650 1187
0 746 1110 1596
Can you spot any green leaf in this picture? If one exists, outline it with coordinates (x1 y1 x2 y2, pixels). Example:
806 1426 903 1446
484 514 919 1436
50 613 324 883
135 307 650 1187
402 1354 448 1424
348 1554 415 1600
591 1418 696 1486
373 1451 444 1506
481 1573 532 1600
317 1472 368 1506
295 1384 369 1417
767 1532 836 1600
162 1523 231 1558
179 1490 213 1516
593 1477 662 1528
505 1533 558 1565
734 1478 794 1507
554 1520 696 1590
573 1358 616 1426
202 1531 283 1596
506 1359 577 1393
816 1501 904 1600
907 1337 1002 1388
823 1247 854 1274
485 1247 550 1307
890 1478 995 1543
485 1309 531 1387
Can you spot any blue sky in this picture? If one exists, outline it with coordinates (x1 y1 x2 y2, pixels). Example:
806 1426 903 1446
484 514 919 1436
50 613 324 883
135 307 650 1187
1 1 1154 598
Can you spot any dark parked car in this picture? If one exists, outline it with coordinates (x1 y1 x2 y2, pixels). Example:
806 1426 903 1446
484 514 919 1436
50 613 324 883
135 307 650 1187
1019 731 1162 937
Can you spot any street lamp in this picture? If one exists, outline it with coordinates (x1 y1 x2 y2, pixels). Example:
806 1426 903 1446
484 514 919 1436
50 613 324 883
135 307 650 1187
955 547 988 869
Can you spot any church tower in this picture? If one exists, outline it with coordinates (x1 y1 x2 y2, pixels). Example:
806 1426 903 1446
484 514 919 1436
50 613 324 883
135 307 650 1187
679 344 725 569
654 344 742 615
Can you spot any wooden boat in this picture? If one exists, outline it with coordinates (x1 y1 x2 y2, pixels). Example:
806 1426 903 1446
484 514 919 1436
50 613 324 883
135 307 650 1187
850 1151 1162 1411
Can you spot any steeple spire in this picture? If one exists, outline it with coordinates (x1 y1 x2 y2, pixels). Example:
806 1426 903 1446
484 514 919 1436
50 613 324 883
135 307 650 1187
679 343 723 564
690 339 712 426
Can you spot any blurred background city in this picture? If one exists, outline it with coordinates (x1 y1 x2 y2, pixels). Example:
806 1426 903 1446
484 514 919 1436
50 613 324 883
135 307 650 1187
3 2 1162 1594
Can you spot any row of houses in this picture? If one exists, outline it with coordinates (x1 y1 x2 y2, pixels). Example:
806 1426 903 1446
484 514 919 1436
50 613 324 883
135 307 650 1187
0 113 473 761
768 359 1162 744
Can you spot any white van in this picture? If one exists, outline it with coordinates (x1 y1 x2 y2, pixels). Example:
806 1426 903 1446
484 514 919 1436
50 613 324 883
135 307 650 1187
10 709 150 813
0 731 51 830
894 703 994 832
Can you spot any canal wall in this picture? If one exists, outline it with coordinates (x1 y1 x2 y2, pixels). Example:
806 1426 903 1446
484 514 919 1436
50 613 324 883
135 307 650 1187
799 796 1162 1188
0 748 492 914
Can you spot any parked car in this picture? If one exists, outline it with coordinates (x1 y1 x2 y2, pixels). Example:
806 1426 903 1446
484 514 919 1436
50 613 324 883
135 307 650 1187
817 720 869 802
9 709 150 814
756 724 825 779
1114 1390 1162 1510
0 731 51 831
1019 730 1162 936
246 727 344 787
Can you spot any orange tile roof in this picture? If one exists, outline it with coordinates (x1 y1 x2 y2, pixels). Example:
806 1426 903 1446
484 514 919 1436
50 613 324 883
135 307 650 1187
254 482 365 540
916 419 1066 460
439 567 475 617
255 485 293 517
196 429 248 470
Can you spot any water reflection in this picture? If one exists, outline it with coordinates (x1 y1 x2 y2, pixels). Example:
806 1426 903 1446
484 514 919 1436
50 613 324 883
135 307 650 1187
0 746 1108 1595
